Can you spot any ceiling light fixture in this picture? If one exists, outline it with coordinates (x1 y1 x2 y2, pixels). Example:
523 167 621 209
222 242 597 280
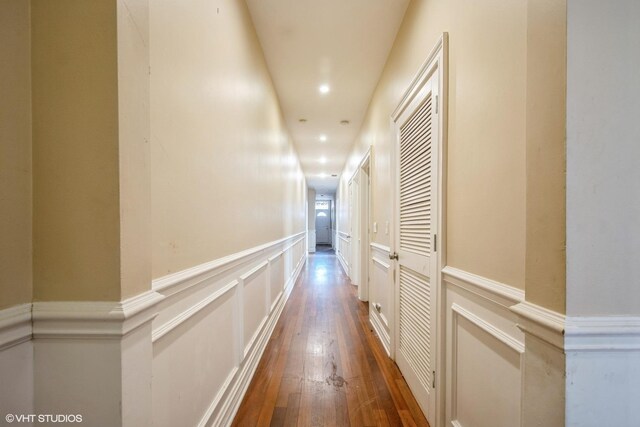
319 157 327 164
319 84 330 94
319 173 327 178
299 118 307 123
340 120 350 125
319 135 327 142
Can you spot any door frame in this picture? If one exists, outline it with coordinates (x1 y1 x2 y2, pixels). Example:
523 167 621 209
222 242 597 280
348 176 358 285
315 199 332 245
357 148 372 301
389 33 448 427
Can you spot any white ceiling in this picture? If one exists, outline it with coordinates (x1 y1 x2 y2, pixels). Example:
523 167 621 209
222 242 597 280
246 0 409 193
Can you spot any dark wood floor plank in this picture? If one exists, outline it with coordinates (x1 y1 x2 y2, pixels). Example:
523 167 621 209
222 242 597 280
233 251 429 427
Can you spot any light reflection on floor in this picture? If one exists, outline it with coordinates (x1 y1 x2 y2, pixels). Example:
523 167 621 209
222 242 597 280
313 265 328 284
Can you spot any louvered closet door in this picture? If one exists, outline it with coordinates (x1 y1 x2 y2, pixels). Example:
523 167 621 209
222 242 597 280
395 73 439 424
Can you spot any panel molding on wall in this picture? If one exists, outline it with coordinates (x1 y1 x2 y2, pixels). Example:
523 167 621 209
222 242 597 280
30 290 164 425
151 231 307 427
370 242 391 355
337 230 350 275
443 266 525 427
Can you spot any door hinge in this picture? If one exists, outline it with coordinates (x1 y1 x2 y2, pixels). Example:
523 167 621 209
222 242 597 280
435 95 439 114
432 370 436 388
433 234 437 252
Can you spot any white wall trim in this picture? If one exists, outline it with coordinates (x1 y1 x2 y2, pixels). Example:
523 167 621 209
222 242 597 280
268 250 284 264
368 241 391 355
152 231 306 295
370 308 391 355
197 367 238 427
371 256 390 270
201 253 307 426
510 301 565 350
32 290 164 339
391 33 446 121
151 232 307 426
452 303 524 354
152 280 239 343
445 267 525 427
0 303 32 350
337 233 350 275
239 260 269 284
443 266 525 308
370 242 390 254
564 316 640 352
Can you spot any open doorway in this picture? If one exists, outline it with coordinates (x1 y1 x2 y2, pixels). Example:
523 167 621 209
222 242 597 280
348 149 372 302
315 194 335 253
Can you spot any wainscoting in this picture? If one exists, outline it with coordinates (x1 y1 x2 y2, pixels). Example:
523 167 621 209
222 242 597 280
151 232 306 427
0 304 33 418
0 232 307 427
336 230 350 276
369 242 391 355
443 267 525 427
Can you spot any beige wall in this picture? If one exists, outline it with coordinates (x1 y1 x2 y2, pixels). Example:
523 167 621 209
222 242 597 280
32 0 121 302
525 0 566 314
0 0 32 310
338 0 566 307
32 0 152 301
150 0 306 278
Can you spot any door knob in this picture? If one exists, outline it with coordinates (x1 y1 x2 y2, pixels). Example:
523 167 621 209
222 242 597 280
388 252 399 260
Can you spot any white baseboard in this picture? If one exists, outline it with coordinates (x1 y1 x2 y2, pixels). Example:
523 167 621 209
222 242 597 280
201 253 306 426
336 232 350 276
150 233 307 427
337 252 348 276
369 309 390 356
369 242 391 356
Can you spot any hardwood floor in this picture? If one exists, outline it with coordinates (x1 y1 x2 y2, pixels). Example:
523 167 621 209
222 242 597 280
232 250 430 427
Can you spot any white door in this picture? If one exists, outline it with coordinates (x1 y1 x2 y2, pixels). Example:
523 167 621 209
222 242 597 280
316 202 331 244
393 72 439 424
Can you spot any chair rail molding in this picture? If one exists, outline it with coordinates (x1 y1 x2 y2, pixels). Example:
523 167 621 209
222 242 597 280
510 301 565 350
32 290 165 339
0 303 32 351
443 267 525 427
150 232 307 427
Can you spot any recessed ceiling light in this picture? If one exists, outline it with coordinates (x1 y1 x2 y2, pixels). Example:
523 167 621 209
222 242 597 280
319 134 327 142
319 157 327 164
340 120 350 125
319 84 330 94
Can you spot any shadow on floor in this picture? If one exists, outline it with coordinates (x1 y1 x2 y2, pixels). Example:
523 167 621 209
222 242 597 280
315 244 334 254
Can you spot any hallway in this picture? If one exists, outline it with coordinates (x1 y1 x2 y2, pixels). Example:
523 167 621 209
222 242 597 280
1 1 639 426
233 251 429 426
